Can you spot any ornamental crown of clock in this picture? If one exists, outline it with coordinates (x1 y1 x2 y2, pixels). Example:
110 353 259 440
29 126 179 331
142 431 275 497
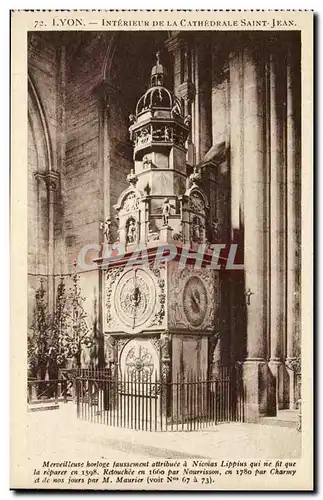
107 51 215 251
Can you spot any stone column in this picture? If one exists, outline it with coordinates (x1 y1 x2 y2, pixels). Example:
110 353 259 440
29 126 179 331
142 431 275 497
95 82 117 229
269 48 286 409
94 82 118 366
56 44 67 276
35 171 60 313
242 45 270 420
197 41 212 161
285 41 301 409
166 34 195 166
229 50 243 233
47 173 57 313
228 47 246 366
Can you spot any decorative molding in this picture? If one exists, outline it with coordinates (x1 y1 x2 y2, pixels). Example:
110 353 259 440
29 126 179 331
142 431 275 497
178 81 196 103
160 330 171 382
102 32 119 82
149 265 166 328
105 267 124 328
285 356 301 374
34 171 60 191
208 331 220 371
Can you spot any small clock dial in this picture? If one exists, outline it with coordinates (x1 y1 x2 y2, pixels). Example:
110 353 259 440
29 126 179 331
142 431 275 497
114 268 156 329
183 276 208 327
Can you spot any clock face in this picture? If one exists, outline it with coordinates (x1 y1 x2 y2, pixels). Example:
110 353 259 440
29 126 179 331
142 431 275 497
183 276 208 327
114 268 156 329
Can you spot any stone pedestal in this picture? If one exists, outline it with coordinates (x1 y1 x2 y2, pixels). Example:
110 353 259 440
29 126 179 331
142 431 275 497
242 360 275 421
172 334 208 381
159 225 173 243
171 334 209 420
268 360 288 411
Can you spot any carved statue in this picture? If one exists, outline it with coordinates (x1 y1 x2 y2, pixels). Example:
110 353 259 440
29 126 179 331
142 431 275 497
143 155 152 169
172 230 183 242
164 126 171 141
100 217 113 243
211 219 221 241
126 218 137 244
104 335 115 364
184 114 192 127
126 169 138 187
162 198 171 226
191 215 203 243
152 127 163 141
160 330 171 383
160 330 170 358
171 101 181 119
129 114 136 124
140 126 151 142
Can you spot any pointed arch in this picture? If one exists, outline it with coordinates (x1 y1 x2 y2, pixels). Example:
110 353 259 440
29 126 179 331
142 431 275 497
185 185 209 210
28 72 53 172
114 186 142 213
102 32 119 82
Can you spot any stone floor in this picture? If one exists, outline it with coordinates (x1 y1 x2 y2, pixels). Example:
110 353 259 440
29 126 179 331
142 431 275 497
26 402 301 462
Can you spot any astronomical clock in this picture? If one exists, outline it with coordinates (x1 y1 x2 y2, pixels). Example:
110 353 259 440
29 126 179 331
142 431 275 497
100 52 221 384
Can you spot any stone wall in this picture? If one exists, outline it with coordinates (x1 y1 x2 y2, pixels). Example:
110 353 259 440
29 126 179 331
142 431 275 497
28 33 59 325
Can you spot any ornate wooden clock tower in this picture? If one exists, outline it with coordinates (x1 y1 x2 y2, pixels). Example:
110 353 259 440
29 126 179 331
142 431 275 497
99 53 220 385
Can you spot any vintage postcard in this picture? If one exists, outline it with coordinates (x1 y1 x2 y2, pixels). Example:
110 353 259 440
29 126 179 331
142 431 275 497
10 10 313 490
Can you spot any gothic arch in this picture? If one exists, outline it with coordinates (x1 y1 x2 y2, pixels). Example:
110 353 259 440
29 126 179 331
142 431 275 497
102 32 119 82
28 73 52 172
185 185 209 210
119 338 160 380
114 186 141 213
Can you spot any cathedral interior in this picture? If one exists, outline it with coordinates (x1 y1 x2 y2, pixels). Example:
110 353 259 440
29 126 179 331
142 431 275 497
28 30 301 422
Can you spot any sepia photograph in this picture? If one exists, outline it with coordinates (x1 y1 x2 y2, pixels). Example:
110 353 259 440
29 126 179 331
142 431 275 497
10 10 313 490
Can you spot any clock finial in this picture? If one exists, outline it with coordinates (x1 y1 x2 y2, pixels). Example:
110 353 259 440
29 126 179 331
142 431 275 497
150 49 166 87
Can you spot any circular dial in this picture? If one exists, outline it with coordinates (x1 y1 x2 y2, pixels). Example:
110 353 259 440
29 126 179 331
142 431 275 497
114 268 156 329
183 276 208 327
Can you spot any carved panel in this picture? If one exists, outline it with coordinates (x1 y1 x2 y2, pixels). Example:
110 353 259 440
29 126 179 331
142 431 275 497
189 191 206 215
160 329 171 382
122 191 139 212
118 338 160 381
149 264 166 328
105 267 124 330
190 214 205 243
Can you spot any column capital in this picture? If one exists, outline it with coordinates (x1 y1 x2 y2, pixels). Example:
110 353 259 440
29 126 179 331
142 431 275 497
165 32 189 53
92 81 118 107
177 81 196 102
34 171 60 191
